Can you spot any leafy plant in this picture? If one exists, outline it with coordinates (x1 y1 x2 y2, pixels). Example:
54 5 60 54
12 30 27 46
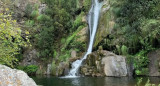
99 0 160 76
17 65 38 75
116 45 128 55
136 78 160 86
0 7 27 67
121 45 128 55
134 50 149 75
51 60 57 75
25 4 33 18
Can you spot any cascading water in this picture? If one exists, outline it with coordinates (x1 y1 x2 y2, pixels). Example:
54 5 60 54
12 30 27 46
66 0 103 77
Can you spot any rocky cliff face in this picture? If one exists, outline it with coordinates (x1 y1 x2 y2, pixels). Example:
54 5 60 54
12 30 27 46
0 65 37 86
2 0 45 22
80 49 130 77
74 0 114 48
94 0 113 47
20 49 38 66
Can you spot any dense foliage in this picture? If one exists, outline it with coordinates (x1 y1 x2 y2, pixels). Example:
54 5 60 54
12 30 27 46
24 0 89 60
115 0 160 51
0 7 27 67
17 65 38 75
100 0 160 75
0 0 90 74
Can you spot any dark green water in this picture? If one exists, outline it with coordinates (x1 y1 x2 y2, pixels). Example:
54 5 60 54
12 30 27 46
32 76 160 86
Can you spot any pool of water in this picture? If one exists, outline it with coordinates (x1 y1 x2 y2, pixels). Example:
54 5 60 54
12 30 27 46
32 76 160 86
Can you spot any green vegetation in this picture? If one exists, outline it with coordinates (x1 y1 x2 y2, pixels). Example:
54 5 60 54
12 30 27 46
50 60 56 75
134 50 149 75
0 7 27 67
0 0 91 75
17 65 38 75
23 0 89 60
99 0 160 75
136 78 160 86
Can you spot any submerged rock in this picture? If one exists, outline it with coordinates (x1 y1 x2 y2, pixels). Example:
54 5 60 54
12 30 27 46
80 50 129 77
0 65 37 86
148 49 160 76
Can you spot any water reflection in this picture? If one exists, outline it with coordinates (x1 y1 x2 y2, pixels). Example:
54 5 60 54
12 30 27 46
31 76 160 86
71 77 80 86
104 77 134 86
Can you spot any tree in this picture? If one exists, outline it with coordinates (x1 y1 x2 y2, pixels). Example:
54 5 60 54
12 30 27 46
0 7 27 67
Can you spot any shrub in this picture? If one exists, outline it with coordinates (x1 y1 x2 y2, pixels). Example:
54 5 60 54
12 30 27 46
18 65 38 75
0 7 27 67
133 50 149 75
25 4 33 18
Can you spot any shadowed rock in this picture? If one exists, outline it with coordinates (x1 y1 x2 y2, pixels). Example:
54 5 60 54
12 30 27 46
148 49 160 76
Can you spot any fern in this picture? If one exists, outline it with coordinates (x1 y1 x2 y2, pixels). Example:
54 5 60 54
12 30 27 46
121 45 128 55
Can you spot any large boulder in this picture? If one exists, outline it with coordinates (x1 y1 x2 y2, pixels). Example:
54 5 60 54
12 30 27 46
101 51 127 76
0 65 37 86
148 49 160 76
80 49 129 77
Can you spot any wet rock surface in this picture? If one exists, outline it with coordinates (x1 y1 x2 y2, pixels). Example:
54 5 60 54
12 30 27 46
80 49 128 77
94 0 113 47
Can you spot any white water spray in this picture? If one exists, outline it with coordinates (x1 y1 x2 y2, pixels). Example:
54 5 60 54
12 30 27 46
66 0 103 77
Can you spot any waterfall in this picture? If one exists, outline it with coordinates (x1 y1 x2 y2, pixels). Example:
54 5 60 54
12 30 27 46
66 0 103 77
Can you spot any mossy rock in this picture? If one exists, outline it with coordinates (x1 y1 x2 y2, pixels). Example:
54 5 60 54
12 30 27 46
94 1 115 48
